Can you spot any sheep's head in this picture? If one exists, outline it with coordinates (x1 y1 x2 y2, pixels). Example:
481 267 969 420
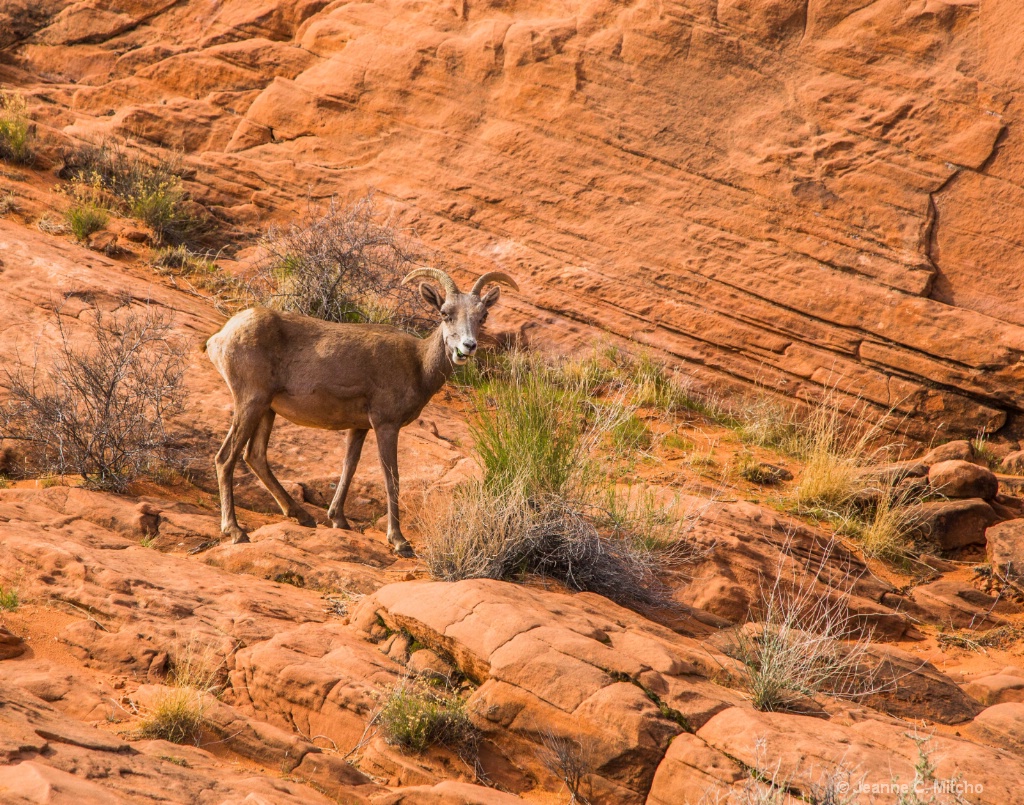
403 269 519 365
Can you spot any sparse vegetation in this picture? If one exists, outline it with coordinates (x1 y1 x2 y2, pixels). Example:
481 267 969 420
970 432 998 470
611 412 652 453
420 351 703 610
61 140 204 244
248 193 430 331
0 585 19 611
377 679 478 755
730 544 883 712
0 93 33 165
0 301 188 491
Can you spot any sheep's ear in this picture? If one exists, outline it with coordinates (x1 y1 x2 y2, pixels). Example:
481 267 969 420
420 283 444 311
481 285 501 308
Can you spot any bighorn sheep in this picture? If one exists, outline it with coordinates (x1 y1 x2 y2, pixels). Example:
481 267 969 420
206 269 518 556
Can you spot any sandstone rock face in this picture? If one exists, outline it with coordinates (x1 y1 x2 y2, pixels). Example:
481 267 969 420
351 579 745 803
928 460 999 500
679 501 911 639
6 0 1024 441
691 707 1023 805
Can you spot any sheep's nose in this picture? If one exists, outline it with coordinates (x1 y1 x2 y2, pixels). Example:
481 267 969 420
463 339 477 352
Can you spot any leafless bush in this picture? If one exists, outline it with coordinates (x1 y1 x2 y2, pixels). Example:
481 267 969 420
0 301 188 491
248 193 432 332
538 730 594 804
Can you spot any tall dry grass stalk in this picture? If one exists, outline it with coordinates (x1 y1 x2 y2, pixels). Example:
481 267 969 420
732 540 888 712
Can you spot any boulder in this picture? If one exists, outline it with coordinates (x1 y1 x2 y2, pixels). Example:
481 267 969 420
905 498 998 552
985 519 1024 582
0 626 25 660
408 649 456 681
695 706 1023 805
927 460 998 500
920 440 977 467
1000 450 1024 475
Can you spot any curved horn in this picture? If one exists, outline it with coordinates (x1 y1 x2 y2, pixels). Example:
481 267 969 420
470 271 519 296
402 268 459 298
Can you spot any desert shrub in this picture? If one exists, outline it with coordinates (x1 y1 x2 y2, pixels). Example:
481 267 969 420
377 679 477 754
248 193 430 331
791 393 891 516
0 302 188 491
730 547 883 713
65 184 109 241
61 140 203 243
471 352 589 500
421 352 701 609
0 585 19 611
136 687 205 745
0 93 32 165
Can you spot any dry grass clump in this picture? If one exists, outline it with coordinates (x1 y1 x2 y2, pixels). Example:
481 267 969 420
137 639 223 746
843 483 922 563
137 688 206 745
730 545 884 712
0 93 33 165
0 302 188 491
248 193 430 331
376 678 478 755
420 351 703 610
61 140 204 244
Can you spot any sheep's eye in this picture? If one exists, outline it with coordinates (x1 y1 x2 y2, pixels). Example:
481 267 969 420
441 312 452 322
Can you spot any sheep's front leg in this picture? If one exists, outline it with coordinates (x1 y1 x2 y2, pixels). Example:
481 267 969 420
373 424 414 558
328 428 368 530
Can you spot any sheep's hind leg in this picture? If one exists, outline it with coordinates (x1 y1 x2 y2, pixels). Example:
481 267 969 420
373 424 415 558
244 409 317 528
327 428 368 530
216 402 266 543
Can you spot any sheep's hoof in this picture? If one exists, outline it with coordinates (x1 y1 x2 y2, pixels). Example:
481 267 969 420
224 527 249 544
293 510 317 529
330 518 351 530
392 539 415 559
